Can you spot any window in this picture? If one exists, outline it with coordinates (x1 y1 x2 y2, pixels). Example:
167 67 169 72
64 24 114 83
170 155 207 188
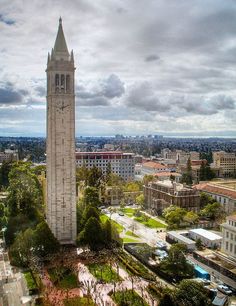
61 74 65 89
231 233 233 240
230 243 233 252
226 241 228 250
226 231 229 238
66 75 70 92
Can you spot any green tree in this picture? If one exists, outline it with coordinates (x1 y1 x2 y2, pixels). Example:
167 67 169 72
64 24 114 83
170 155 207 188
183 211 199 225
199 161 215 181
87 166 103 188
163 206 187 229
159 244 194 281
175 279 212 306
124 181 142 192
143 174 155 186
200 202 223 221
9 228 34 266
0 161 13 190
83 186 101 207
159 293 176 306
195 238 203 250
103 219 112 244
7 162 43 219
77 217 105 250
33 221 60 256
83 206 100 225
136 194 145 208
200 192 215 208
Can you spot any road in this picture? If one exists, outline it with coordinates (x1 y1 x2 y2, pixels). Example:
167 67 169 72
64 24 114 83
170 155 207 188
109 211 167 247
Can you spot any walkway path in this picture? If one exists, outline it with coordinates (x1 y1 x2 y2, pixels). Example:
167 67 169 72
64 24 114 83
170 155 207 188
77 262 159 306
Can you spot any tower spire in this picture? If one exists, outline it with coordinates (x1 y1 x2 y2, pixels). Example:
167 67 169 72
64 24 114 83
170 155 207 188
53 17 69 58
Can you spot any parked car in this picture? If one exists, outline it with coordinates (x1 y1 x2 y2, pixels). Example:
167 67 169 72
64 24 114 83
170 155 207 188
217 285 232 295
118 211 124 216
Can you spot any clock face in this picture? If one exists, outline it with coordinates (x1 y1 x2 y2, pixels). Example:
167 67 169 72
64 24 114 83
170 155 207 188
56 101 69 111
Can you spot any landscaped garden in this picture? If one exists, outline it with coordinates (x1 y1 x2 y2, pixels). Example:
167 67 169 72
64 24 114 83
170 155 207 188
122 208 166 229
23 271 38 294
134 214 166 228
64 297 96 306
48 267 78 289
111 289 148 306
88 262 121 283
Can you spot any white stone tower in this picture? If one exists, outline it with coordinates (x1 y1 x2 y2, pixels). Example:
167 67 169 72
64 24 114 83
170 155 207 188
46 18 77 244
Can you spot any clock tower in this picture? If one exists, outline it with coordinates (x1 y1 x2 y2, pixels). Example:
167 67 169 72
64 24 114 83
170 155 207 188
46 18 77 244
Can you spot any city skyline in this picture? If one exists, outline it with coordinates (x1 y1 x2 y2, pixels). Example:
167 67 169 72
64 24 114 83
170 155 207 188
0 0 236 137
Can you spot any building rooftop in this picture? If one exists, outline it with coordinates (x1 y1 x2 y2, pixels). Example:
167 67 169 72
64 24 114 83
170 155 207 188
195 182 236 200
142 161 168 169
189 228 222 241
167 231 196 245
153 172 181 178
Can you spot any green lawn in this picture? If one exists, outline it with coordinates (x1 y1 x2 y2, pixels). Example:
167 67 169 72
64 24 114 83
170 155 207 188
88 263 121 283
100 214 124 233
23 271 37 290
122 208 137 217
134 216 166 228
125 230 139 238
112 290 148 306
48 267 78 289
123 237 139 243
64 297 95 306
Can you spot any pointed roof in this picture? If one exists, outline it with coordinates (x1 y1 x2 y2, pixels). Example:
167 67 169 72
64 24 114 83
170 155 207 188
53 17 69 55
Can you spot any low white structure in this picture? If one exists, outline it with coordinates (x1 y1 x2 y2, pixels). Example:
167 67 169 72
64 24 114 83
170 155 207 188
166 231 196 251
189 228 222 249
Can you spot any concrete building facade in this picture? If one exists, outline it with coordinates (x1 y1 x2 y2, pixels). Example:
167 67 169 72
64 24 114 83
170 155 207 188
76 151 135 181
46 18 77 244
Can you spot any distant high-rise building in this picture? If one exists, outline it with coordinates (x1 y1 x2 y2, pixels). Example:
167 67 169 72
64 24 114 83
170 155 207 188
46 18 76 244
213 151 236 178
76 151 135 181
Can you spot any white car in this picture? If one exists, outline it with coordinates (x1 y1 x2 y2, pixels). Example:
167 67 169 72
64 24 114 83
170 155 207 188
217 285 232 295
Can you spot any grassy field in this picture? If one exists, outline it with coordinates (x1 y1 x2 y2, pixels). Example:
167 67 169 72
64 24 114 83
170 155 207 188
100 214 124 233
23 271 37 290
122 207 137 217
64 297 95 306
134 216 166 228
112 290 148 306
123 237 139 243
125 230 139 237
88 263 122 283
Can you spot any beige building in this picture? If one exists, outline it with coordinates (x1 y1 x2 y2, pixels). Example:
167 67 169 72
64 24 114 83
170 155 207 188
46 18 77 244
144 179 200 214
221 215 236 258
0 149 18 163
213 151 236 178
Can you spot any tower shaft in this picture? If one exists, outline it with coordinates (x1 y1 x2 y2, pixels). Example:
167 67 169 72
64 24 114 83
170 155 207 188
46 19 77 244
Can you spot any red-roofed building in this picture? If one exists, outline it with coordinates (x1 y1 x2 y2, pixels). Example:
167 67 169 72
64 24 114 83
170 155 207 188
195 181 236 214
142 161 170 175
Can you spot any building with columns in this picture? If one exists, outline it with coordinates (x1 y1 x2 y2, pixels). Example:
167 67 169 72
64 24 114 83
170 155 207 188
46 18 77 244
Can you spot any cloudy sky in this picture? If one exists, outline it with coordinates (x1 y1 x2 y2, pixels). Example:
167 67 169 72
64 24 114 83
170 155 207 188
0 0 236 137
